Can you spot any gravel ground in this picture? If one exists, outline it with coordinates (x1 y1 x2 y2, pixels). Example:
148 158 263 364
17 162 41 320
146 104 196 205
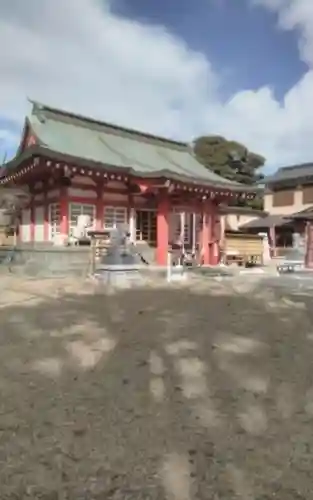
0 274 313 499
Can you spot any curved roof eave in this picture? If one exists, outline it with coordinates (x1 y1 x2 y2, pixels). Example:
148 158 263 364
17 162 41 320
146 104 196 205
1 146 258 193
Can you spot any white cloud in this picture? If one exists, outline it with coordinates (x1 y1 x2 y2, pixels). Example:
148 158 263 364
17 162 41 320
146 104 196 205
253 0 313 66
0 0 313 171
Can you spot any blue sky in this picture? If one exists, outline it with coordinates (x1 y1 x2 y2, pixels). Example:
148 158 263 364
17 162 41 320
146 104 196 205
1 0 313 171
112 0 306 101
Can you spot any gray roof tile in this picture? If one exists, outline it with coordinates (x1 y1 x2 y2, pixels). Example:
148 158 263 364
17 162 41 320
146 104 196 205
239 214 291 229
28 102 245 188
264 163 313 185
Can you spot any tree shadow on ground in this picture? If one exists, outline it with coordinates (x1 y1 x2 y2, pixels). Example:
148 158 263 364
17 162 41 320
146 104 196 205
0 279 312 499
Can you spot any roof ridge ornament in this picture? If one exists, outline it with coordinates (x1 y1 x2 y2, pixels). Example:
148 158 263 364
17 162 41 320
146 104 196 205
27 98 44 113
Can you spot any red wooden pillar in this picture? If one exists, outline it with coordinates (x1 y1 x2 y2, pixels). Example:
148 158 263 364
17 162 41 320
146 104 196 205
201 201 210 265
156 190 169 266
60 187 69 239
200 199 217 265
96 183 104 230
43 183 49 242
216 211 224 264
95 204 103 230
210 204 219 266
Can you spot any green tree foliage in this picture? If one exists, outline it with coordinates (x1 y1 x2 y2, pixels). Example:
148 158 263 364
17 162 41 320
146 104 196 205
193 135 265 209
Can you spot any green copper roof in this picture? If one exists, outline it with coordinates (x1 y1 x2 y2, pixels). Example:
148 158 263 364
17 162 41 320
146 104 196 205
15 101 252 190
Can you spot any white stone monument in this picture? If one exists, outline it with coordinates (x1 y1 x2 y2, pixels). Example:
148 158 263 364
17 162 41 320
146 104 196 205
72 214 92 241
258 232 271 265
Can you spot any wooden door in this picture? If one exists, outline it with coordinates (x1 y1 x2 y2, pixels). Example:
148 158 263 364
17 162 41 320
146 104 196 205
135 210 157 245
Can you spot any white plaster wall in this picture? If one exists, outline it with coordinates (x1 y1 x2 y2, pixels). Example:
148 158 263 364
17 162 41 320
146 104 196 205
264 190 313 215
20 208 31 242
34 206 45 242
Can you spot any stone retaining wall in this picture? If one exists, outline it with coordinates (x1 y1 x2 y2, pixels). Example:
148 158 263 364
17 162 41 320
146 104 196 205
0 244 90 277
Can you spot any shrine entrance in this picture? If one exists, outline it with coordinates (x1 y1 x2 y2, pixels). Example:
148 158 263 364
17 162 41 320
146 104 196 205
135 209 157 246
135 208 194 248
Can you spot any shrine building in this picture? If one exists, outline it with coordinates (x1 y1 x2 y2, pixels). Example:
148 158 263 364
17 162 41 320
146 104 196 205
0 101 257 266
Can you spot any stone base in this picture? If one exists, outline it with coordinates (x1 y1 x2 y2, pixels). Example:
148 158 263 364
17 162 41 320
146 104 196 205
189 265 233 278
167 265 187 282
277 261 305 273
95 266 144 288
277 247 306 274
